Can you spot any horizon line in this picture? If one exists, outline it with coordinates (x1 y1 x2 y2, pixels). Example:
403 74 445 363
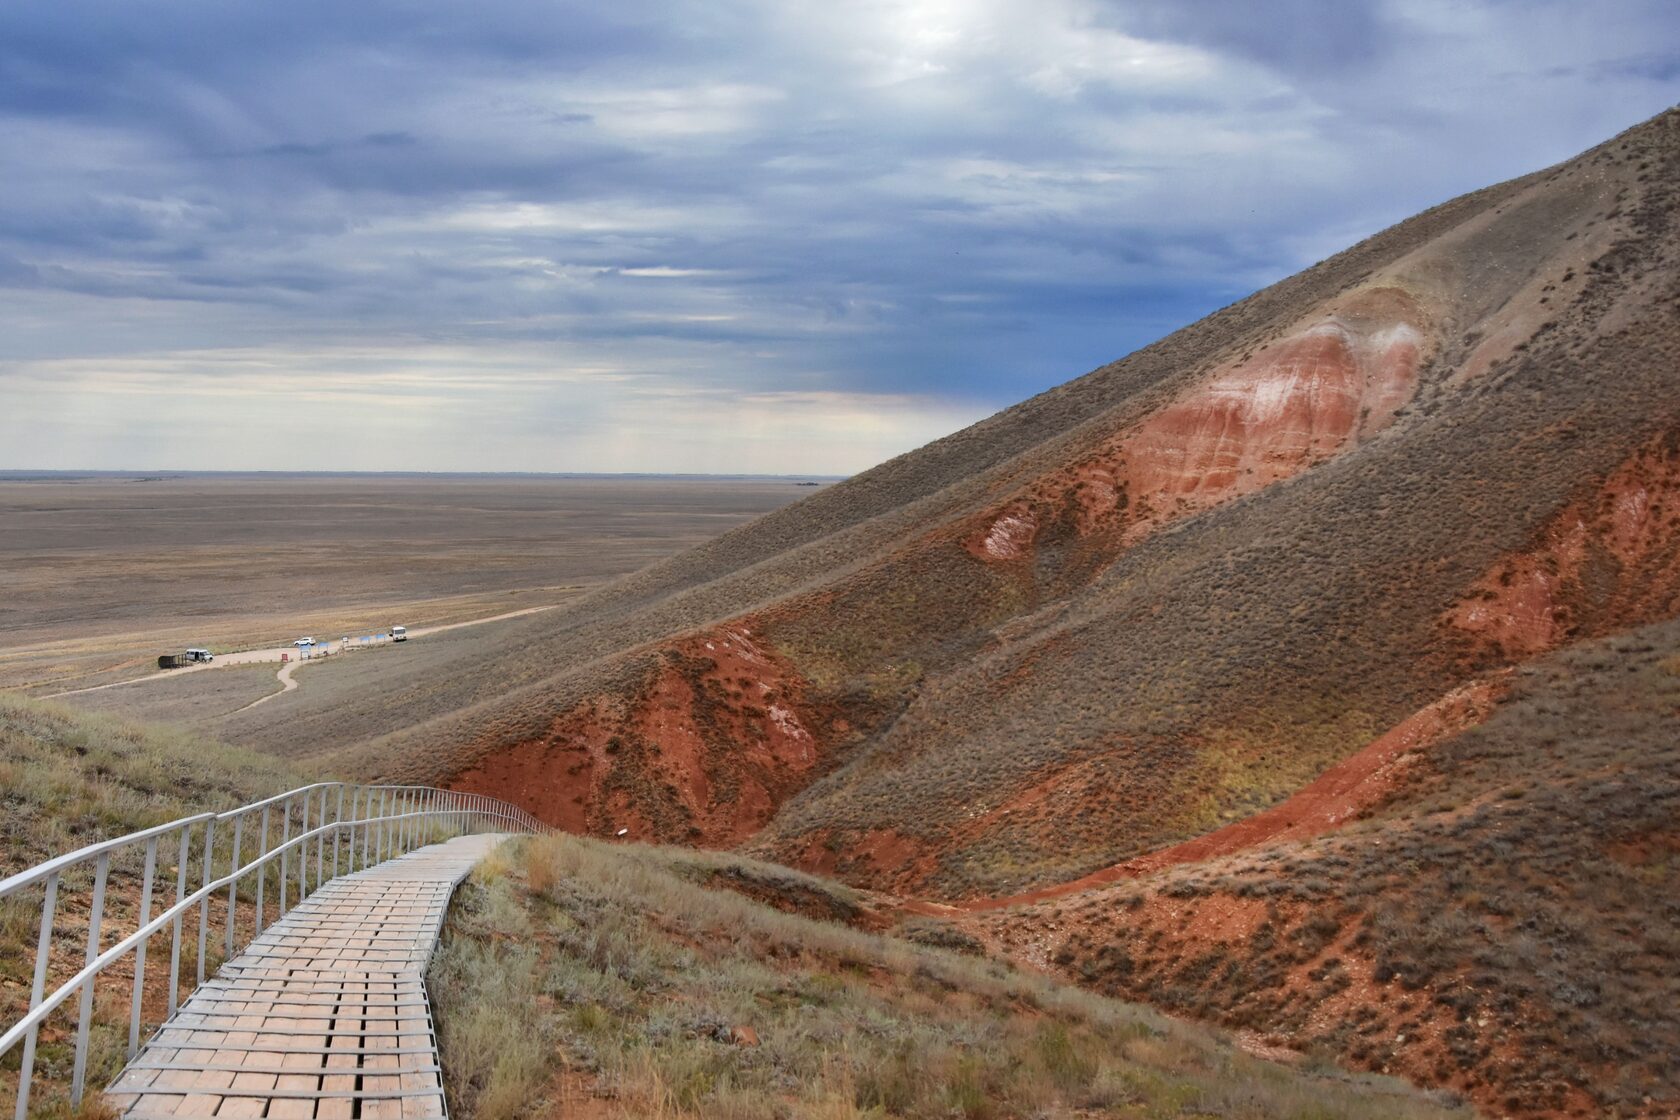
0 468 849 481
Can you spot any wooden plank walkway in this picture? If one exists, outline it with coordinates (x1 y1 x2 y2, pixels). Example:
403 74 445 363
106 833 508 1119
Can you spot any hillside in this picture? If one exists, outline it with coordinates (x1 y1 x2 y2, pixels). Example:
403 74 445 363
250 107 1680 907
975 619 1680 1117
429 832 1467 1119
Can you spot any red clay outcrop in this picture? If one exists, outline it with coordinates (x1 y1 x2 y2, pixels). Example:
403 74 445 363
966 286 1428 563
1447 428 1680 660
450 622 833 846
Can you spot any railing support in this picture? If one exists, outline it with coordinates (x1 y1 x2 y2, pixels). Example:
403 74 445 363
129 837 157 1059
15 872 59 1120
279 796 292 916
197 818 215 986
167 827 189 1017
226 814 243 960
255 805 271 935
70 852 110 1107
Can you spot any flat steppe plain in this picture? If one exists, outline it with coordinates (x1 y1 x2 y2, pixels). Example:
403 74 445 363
0 473 815 700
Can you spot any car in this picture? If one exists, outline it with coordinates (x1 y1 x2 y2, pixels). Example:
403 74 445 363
294 637 316 647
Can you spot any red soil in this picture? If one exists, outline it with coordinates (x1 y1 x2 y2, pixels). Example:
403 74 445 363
1447 428 1680 660
1027 887 1595 1118
964 675 1505 912
966 286 1427 562
791 826 931 885
450 622 833 846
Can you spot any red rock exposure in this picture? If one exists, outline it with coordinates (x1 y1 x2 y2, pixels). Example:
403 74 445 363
965 286 1428 563
450 622 831 846
1447 428 1680 661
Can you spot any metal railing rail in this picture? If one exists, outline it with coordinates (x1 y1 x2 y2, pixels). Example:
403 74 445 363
0 783 543 1118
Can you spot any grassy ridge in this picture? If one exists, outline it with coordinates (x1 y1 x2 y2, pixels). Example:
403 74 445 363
0 693 309 877
429 834 1467 1119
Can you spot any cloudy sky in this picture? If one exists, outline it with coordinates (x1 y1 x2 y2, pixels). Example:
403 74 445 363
1 1 1676 474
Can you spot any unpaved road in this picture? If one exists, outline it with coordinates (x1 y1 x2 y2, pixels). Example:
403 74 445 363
42 605 556 700
234 658 304 712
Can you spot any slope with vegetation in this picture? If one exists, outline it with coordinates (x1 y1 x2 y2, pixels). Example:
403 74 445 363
289 109 1680 908
429 833 1467 1120
977 620 1680 1118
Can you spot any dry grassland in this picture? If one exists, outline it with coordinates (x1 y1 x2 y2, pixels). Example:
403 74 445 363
0 474 810 696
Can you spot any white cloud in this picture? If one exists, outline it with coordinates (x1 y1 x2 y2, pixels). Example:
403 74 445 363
0 343 984 474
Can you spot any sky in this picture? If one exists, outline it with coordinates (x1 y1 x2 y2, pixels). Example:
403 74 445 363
1 1 1676 475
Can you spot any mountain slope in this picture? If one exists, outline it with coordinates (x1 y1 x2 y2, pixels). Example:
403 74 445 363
975 618 1680 1117
245 109 1680 907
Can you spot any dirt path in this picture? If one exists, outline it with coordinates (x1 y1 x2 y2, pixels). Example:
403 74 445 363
233 658 304 713
41 605 556 700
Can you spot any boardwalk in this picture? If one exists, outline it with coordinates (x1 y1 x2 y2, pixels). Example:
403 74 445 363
105 833 507 1119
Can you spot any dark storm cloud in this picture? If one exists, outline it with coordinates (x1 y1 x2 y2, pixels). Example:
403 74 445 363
1098 0 1393 77
1 0 1678 471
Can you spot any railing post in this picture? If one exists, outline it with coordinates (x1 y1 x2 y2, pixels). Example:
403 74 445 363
15 871 59 1120
130 836 158 1058
255 805 271 934
316 785 329 887
349 787 362 872
70 852 110 1107
364 788 378 867
297 793 311 901
279 795 292 915
167 826 189 1017
333 785 345 878
226 813 243 959
197 818 216 986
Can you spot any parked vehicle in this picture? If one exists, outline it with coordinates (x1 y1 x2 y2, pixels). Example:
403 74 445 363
157 648 213 669
392 625 408 643
294 637 316 647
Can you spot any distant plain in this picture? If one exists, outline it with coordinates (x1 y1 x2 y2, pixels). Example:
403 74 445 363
0 474 815 697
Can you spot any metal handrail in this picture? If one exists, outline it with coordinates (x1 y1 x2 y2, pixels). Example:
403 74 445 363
0 782 545 1118
0 815 217 899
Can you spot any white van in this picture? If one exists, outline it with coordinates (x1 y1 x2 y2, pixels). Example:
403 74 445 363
392 626 408 643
